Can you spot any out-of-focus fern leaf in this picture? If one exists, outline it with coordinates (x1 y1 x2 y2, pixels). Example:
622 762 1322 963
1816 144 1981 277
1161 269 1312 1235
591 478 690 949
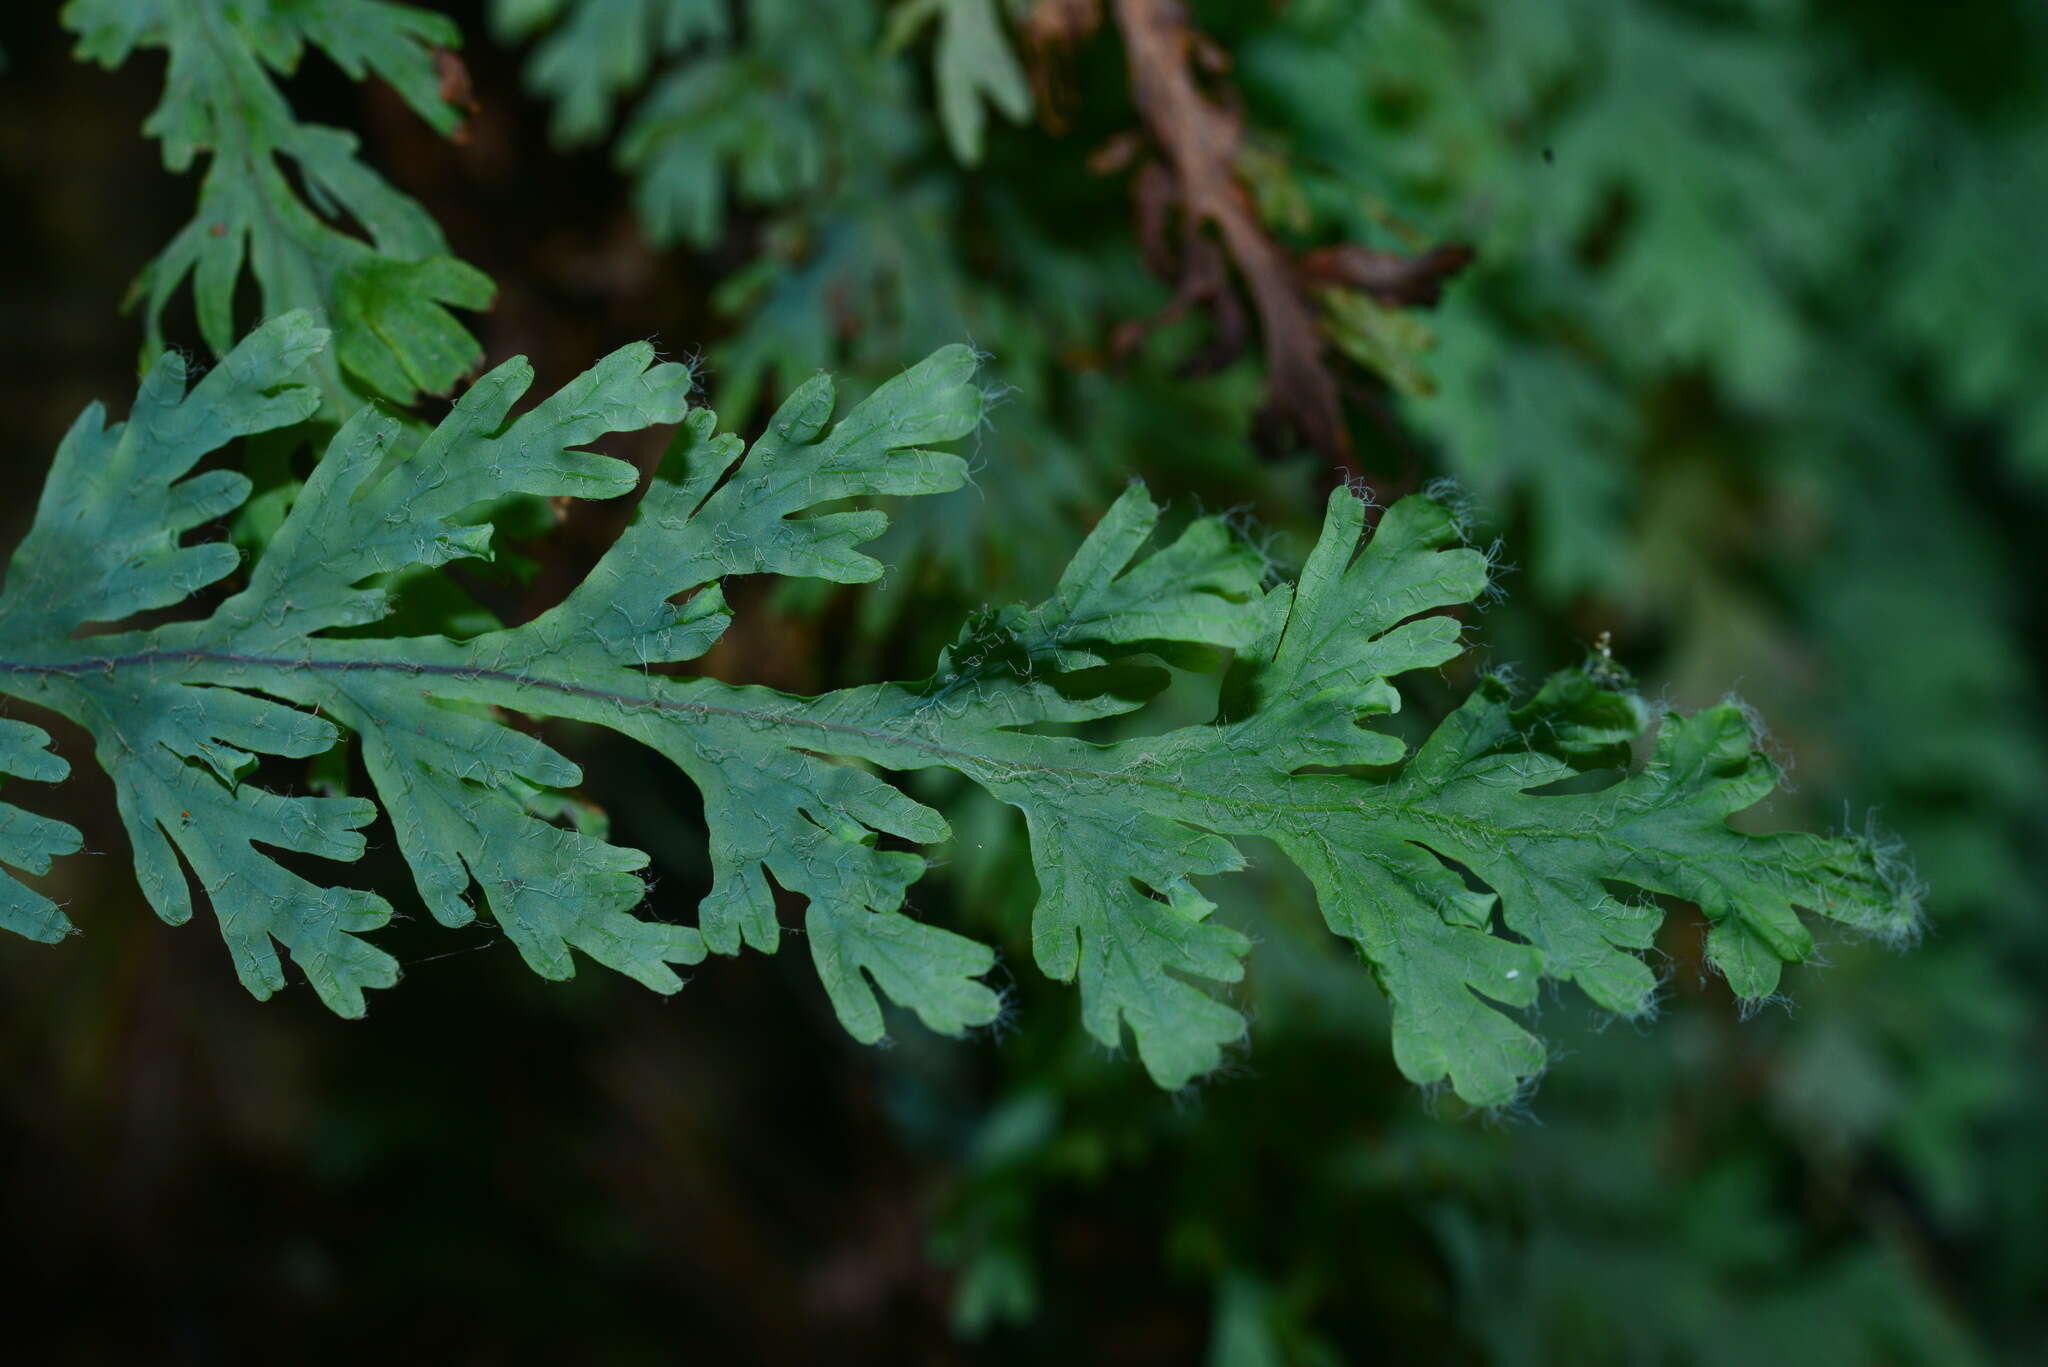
492 0 728 145
1734 376 2045 1221
608 0 873 252
0 314 1915 1103
1501 0 1876 407
1888 116 2048 475
1419 307 1638 600
1319 287 1443 399
923 946 1980 1362
1206 1274 1290 1367
505 0 1125 631
62 0 493 413
1429 1028 1987 1367
884 0 1032 164
1236 0 1899 586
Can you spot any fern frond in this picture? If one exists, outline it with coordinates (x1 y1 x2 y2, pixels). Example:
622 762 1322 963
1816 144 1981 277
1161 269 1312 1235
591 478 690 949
0 314 1917 1104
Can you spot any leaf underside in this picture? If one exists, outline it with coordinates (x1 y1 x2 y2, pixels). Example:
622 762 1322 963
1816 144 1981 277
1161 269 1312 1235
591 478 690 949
0 314 1917 1105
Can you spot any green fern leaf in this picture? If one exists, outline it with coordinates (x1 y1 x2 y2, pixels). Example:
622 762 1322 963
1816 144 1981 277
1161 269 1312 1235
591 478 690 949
0 313 1916 1104
0 719 81 943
